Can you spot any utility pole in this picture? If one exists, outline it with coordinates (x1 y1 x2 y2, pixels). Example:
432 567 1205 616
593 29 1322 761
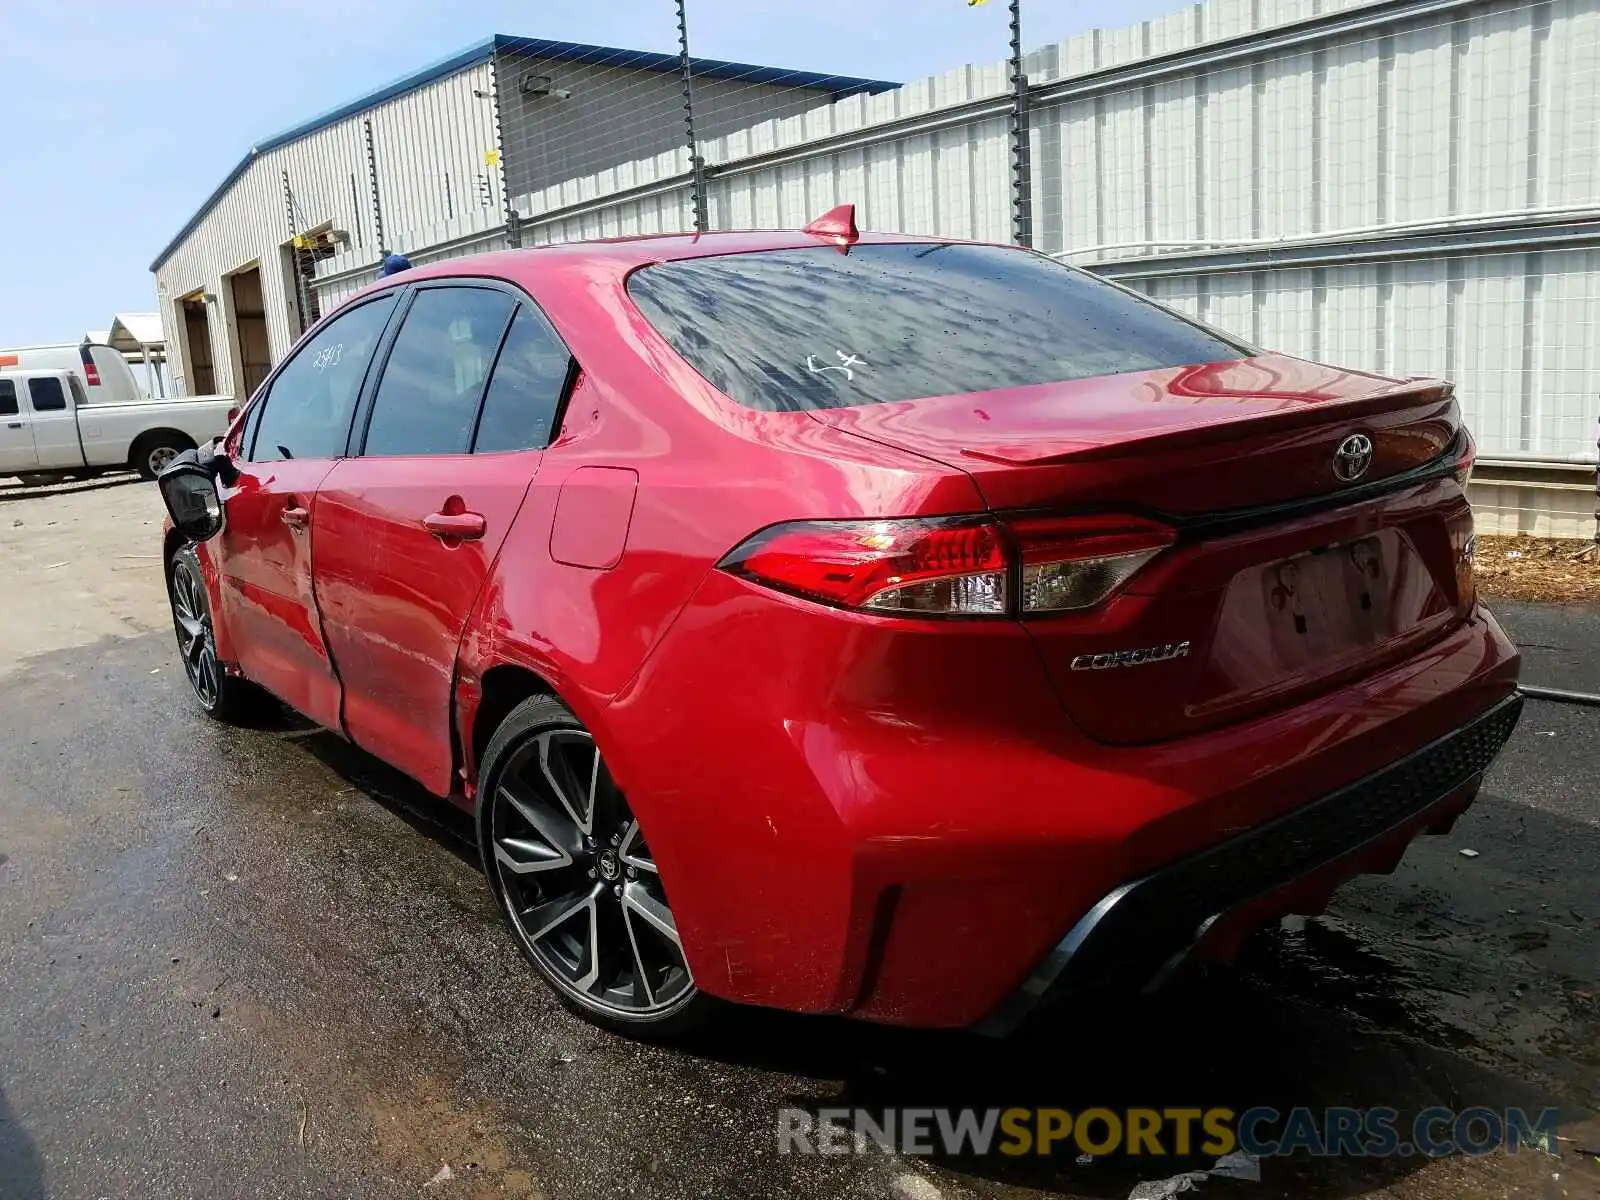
283 170 314 335
676 0 710 234
1009 0 1034 247
364 117 387 255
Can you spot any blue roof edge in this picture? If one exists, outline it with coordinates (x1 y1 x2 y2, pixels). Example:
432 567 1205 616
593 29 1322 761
150 34 898 273
490 35 898 95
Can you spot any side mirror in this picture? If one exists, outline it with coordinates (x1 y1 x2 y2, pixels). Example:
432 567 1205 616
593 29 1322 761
157 449 225 541
204 436 239 486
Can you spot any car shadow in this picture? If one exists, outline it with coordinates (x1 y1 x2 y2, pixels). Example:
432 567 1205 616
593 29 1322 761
0 1080 46 1199
0 472 140 503
672 968 1573 1198
288 720 480 870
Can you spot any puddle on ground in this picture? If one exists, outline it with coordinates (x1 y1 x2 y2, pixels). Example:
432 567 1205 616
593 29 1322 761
1239 916 1481 1051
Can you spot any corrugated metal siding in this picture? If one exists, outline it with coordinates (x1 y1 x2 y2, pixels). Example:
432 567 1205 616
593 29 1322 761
515 0 1600 465
495 54 848 207
154 63 501 399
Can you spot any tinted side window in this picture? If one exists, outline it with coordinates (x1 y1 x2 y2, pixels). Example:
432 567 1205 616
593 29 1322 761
251 294 397 462
28 378 66 412
363 287 516 457
68 376 88 407
474 306 573 453
627 243 1248 412
0 380 15 416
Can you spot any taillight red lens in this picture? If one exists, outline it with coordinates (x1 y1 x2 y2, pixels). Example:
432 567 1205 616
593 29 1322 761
719 518 1008 615
83 361 101 386
720 513 1175 617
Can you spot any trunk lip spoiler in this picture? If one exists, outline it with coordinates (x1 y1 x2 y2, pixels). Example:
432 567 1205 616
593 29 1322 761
1159 428 1471 539
984 428 1470 543
955 381 1456 467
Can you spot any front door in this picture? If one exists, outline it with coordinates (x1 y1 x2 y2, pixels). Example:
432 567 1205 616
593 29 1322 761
313 286 575 795
215 292 400 729
0 379 37 473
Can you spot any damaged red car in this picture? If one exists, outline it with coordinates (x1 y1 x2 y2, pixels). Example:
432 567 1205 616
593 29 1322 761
157 210 1520 1038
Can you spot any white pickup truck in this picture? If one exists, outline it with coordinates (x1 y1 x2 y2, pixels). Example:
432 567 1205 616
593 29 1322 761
0 369 234 484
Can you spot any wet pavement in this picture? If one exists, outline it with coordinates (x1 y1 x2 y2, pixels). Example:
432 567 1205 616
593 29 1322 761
2 481 1598 1200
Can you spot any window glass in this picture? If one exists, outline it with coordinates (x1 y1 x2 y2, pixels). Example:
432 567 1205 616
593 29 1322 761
626 243 1248 413
238 396 263 457
28 377 66 412
0 380 16 416
68 376 88 407
364 287 516 457
474 305 573 453
251 294 396 462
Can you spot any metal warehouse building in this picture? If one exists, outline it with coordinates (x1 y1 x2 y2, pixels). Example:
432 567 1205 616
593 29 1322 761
150 35 894 403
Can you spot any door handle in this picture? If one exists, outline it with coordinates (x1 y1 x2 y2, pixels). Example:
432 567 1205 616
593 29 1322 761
281 503 310 531
422 511 486 540
5 422 20 429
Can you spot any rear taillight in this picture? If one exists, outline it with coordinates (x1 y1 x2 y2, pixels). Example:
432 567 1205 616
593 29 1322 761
79 345 101 386
719 513 1173 618
719 518 1007 615
1452 429 1476 489
1010 514 1177 613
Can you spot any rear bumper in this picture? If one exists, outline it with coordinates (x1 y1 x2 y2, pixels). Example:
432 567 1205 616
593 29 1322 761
975 692 1522 1035
605 577 1521 1028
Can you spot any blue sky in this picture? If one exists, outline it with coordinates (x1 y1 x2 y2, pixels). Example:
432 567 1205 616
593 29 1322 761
0 0 1181 347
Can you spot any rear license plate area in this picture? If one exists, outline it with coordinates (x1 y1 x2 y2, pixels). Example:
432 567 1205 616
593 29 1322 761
1261 535 1394 661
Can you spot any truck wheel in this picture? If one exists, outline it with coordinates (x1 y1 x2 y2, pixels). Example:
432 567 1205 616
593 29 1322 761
133 432 195 481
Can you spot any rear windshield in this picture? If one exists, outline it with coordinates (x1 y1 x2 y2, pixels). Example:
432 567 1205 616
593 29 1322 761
626 242 1248 412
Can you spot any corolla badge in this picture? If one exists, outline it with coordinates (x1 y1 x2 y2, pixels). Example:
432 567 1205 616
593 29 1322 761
1070 641 1191 671
1333 433 1375 482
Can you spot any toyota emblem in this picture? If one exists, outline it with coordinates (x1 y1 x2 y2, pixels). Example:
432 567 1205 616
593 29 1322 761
1333 433 1374 483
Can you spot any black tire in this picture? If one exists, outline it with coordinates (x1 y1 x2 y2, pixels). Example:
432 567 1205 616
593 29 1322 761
478 694 713 1039
166 546 269 723
134 432 195 481
15 473 56 487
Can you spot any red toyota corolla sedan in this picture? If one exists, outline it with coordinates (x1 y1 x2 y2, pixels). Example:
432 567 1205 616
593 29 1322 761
157 211 1521 1038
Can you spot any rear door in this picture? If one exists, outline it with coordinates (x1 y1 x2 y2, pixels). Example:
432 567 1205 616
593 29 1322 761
0 379 36 472
215 292 399 728
313 283 573 795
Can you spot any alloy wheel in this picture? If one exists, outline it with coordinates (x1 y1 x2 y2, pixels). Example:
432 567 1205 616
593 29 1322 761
169 557 221 708
489 728 694 1018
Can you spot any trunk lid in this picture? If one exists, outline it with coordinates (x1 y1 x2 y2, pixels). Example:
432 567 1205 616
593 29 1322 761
814 353 1474 743
808 354 1459 514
